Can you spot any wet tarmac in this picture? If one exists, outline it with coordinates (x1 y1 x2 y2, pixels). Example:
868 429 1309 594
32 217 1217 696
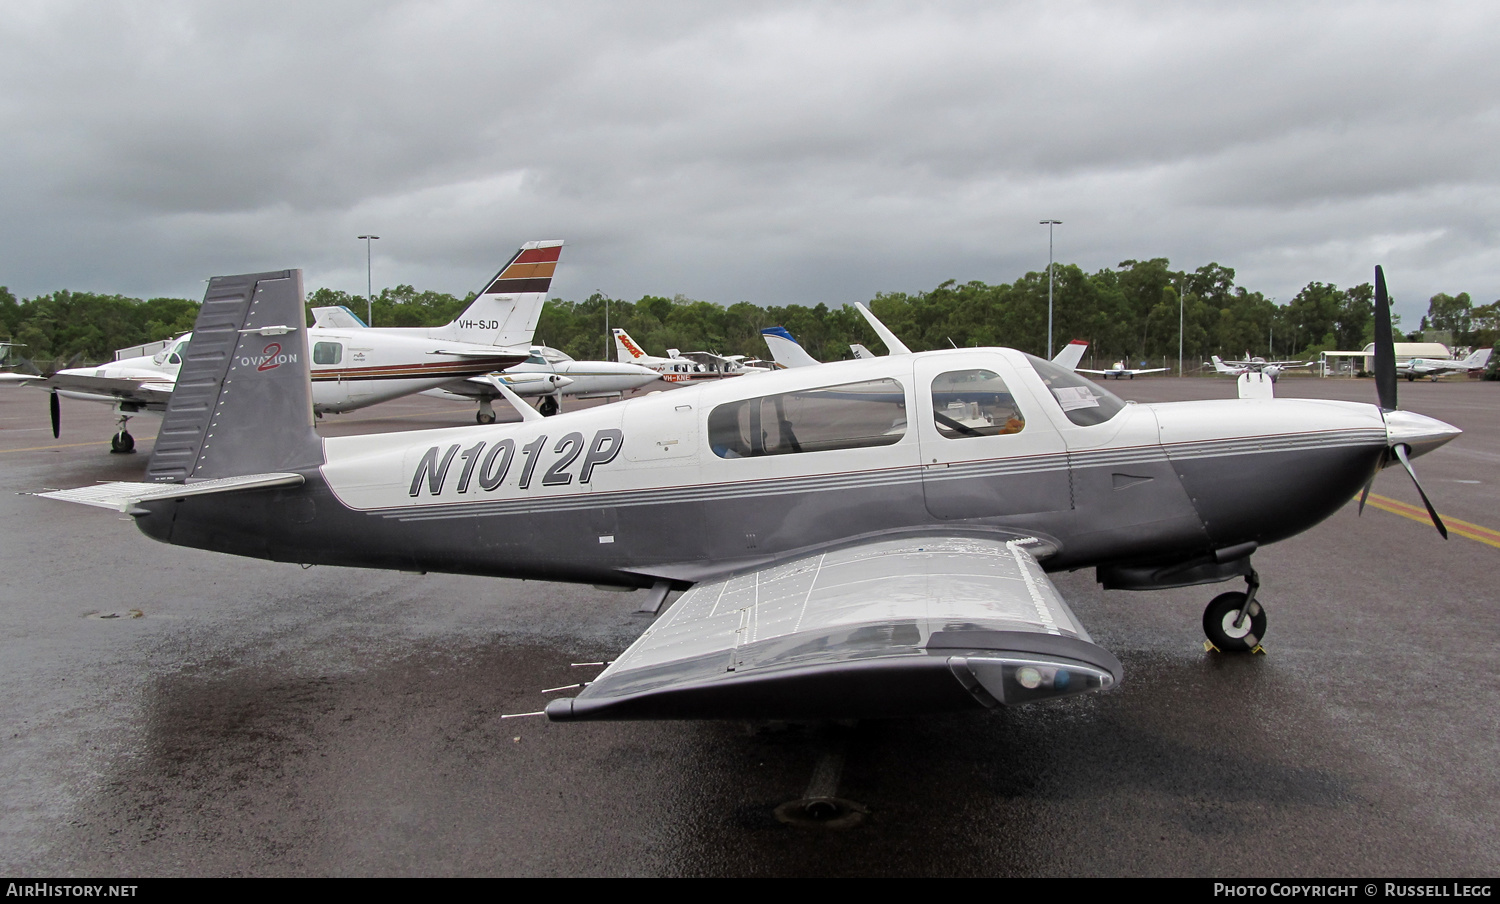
1 375 1496 876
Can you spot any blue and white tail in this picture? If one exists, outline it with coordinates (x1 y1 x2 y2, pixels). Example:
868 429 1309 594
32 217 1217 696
761 327 821 368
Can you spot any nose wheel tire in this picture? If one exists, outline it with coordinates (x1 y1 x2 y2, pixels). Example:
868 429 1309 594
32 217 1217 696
1203 591 1266 652
476 410 497 424
538 396 560 417
110 430 135 454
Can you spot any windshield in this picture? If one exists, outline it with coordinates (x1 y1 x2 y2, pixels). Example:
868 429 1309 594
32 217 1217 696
1024 354 1127 426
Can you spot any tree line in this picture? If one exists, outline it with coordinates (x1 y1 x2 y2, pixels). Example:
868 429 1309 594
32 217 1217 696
3 260 1497 375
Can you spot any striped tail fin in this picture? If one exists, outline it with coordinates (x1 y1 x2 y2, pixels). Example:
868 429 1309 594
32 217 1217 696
438 240 563 346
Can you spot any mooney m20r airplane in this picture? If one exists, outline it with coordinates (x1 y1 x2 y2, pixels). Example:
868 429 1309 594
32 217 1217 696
1 241 563 450
41 267 1458 722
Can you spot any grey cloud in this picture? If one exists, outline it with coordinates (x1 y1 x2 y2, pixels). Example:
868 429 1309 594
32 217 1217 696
2 0 1498 331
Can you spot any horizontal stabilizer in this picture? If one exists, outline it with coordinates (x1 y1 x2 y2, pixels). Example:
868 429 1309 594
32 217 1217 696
38 472 304 513
546 536 1121 721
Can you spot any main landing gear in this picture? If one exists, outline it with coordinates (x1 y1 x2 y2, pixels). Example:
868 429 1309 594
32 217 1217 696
537 395 560 417
110 414 136 454
476 399 497 425
1202 569 1267 652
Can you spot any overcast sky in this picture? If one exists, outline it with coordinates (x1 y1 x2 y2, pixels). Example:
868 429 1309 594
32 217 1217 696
2 1 1497 326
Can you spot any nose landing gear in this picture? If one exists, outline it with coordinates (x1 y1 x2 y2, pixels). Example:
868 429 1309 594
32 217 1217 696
1203 570 1266 652
110 415 136 454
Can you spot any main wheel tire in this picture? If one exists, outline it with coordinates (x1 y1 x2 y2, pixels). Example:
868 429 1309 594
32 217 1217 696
1203 591 1266 652
110 430 135 454
538 396 560 417
476 410 496 425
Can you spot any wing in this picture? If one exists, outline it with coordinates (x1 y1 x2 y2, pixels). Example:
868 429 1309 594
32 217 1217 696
1125 367 1169 375
0 371 174 407
1073 368 1112 375
546 535 1121 722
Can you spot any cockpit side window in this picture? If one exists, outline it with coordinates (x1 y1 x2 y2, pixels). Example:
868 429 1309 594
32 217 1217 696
313 341 343 366
708 378 906 458
930 369 1025 439
1024 354 1127 426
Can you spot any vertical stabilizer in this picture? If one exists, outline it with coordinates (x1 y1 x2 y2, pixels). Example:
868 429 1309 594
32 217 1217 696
438 240 563 347
613 328 650 362
146 270 322 483
760 327 821 368
1051 339 1089 371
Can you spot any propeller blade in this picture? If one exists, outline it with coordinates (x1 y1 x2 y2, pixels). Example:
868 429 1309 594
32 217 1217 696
1392 444 1448 539
49 390 60 439
1374 266 1397 411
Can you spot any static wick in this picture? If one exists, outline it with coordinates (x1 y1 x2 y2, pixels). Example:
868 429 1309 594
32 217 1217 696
499 711 548 719
541 684 581 694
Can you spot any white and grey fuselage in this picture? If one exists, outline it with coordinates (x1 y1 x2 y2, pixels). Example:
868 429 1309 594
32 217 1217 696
141 347 1444 587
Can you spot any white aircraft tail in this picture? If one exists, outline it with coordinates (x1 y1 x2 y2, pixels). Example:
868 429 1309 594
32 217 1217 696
1052 340 1088 370
613 328 651 362
760 327 822 368
1462 347 1492 369
849 343 876 360
1211 355 1236 374
434 240 563 347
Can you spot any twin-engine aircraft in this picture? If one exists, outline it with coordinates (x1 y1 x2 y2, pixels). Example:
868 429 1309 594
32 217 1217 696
1209 355 1313 381
1396 347 1492 382
40 267 1460 722
1 241 562 450
422 344 660 420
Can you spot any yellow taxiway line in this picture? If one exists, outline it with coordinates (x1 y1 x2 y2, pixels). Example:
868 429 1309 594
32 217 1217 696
1 436 157 454
1363 492 1500 550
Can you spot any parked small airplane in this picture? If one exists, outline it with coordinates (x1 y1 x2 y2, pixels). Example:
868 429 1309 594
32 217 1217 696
680 351 770 376
0 241 560 450
1209 355 1312 382
424 345 659 420
611 329 713 382
36 266 1459 723
1396 347 1492 382
1076 360 1169 379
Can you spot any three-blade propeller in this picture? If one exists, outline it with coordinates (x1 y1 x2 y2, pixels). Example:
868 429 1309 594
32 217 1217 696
1358 266 1448 539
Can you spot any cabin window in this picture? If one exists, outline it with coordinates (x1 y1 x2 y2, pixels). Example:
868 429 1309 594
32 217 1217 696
1025 354 1127 426
524 355 549 365
930 370 1026 439
708 378 907 458
313 341 343 366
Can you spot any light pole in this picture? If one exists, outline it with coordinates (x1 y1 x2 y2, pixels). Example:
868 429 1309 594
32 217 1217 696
357 235 379 326
1178 275 1186 377
1040 220 1061 358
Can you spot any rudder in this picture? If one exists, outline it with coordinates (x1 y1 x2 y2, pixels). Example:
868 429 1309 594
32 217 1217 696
146 270 322 483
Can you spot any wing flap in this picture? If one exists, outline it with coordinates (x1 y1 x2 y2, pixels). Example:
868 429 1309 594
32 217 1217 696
547 536 1121 721
37 472 304 512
